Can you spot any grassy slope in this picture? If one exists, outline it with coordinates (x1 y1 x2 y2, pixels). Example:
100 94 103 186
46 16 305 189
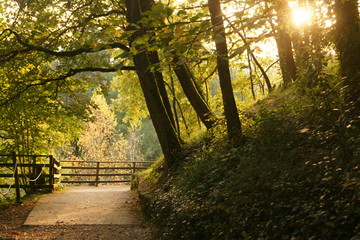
135 85 359 240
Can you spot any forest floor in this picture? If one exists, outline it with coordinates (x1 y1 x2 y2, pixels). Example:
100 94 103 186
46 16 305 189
0 186 153 240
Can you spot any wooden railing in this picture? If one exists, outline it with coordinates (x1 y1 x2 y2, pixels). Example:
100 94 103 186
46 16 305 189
60 161 153 186
0 156 153 201
0 153 61 202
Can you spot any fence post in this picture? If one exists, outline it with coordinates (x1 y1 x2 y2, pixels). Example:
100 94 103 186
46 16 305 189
95 162 100 187
132 162 136 175
29 156 36 192
12 152 21 203
32 156 36 175
49 155 54 192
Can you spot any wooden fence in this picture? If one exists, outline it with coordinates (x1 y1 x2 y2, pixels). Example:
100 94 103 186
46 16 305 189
60 161 153 186
1 156 153 202
0 153 61 202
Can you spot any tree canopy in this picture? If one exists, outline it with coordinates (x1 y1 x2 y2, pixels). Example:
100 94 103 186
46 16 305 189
0 0 358 166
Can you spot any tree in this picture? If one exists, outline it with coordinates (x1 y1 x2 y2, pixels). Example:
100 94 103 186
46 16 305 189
208 0 242 142
0 78 83 155
139 118 162 161
172 57 218 129
272 0 298 86
334 0 360 112
142 2 218 130
125 0 182 168
126 125 144 162
78 91 129 162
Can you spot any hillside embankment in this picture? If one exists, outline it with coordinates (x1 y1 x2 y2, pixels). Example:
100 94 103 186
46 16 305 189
134 86 360 239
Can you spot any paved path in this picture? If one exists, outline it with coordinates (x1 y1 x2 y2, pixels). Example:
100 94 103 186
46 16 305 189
24 185 141 225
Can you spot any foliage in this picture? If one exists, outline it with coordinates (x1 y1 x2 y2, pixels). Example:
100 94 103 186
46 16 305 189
137 81 359 239
111 71 148 128
138 118 162 162
0 0 348 154
77 90 130 162
0 90 84 155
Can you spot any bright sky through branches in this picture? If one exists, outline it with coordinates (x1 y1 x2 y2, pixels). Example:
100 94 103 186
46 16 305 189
289 1 313 27
292 7 313 26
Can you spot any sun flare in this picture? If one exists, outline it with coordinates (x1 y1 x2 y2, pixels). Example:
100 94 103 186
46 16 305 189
292 7 313 26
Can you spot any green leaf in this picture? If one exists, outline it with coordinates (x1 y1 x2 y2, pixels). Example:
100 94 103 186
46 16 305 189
152 2 165 14
114 63 124 70
177 10 187 16
115 51 132 60
134 35 149 45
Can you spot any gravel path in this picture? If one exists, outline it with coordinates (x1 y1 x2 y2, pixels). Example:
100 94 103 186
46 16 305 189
0 185 154 240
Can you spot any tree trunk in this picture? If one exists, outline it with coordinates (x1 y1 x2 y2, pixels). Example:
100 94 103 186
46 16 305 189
148 51 177 131
125 0 182 167
334 0 360 112
274 0 297 86
172 57 218 129
208 0 242 142
250 51 272 93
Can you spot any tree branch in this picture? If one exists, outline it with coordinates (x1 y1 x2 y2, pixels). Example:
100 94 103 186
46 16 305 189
0 66 135 106
0 29 130 63
40 67 135 83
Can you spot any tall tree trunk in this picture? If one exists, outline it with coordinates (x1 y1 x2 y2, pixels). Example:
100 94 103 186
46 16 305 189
125 0 182 167
148 51 177 131
334 0 360 113
273 0 297 86
172 57 218 129
208 0 242 142
247 49 256 100
250 51 272 93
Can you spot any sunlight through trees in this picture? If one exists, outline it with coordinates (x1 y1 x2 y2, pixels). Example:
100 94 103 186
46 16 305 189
0 0 358 167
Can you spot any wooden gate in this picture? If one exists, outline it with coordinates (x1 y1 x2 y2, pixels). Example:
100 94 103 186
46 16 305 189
0 153 61 202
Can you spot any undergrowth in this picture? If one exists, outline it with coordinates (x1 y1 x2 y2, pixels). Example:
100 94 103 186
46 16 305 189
137 83 360 239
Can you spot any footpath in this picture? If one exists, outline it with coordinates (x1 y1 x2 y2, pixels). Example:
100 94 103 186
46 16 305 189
25 185 140 225
0 185 152 239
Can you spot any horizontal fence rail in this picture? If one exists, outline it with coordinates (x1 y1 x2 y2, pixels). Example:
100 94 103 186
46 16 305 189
0 153 61 202
60 161 153 186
